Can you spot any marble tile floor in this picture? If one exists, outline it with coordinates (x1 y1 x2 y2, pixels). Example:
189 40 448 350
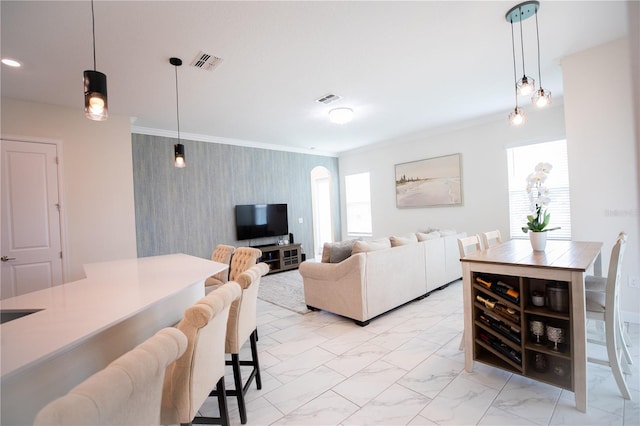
197 280 639 425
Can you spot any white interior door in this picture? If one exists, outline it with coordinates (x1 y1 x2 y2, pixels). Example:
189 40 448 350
1 139 63 299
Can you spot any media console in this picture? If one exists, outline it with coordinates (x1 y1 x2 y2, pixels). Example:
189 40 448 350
257 243 302 274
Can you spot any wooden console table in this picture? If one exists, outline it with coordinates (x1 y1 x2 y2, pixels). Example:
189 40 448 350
460 239 602 413
258 243 302 273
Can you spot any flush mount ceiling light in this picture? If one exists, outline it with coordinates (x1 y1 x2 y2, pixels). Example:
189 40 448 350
2 58 21 67
170 57 185 168
328 107 354 124
83 0 108 121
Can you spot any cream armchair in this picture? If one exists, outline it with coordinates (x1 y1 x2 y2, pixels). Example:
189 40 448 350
161 282 242 426
34 327 187 425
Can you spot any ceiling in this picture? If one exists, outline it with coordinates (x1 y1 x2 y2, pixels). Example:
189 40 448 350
1 1 630 155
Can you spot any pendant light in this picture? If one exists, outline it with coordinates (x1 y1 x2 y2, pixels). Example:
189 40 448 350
508 9 525 126
83 0 108 121
506 1 550 125
170 57 185 168
531 10 552 108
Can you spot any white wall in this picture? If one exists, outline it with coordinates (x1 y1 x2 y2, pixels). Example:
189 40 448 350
338 38 639 322
339 107 566 240
562 37 639 321
1 98 137 281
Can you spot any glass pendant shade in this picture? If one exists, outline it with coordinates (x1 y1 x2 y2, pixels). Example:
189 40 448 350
517 75 535 96
532 87 552 108
174 144 185 168
84 70 108 121
509 107 526 126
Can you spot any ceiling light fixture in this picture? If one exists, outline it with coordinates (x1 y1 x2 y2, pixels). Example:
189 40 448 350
531 7 552 108
506 1 549 125
170 57 185 168
83 0 108 121
328 107 354 124
2 58 21 67
508 7 525 126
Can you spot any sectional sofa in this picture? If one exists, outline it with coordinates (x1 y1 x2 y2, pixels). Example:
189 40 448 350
299 230 466 325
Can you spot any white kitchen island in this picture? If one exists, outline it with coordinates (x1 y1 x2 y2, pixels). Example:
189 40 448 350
0 253 228 425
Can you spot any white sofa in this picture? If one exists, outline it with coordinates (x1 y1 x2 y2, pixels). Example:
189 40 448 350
299 231 465 326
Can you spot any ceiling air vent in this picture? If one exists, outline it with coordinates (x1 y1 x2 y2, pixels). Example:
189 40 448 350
316 93 341 104
190 51 223 71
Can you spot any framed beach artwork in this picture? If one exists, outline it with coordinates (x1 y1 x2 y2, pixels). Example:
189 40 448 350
395 153 462 208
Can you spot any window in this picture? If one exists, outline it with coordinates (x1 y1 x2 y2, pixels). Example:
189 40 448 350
507 140 571 240
344 172 372 236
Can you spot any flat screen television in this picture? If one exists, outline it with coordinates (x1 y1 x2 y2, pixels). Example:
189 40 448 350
235 204 289 241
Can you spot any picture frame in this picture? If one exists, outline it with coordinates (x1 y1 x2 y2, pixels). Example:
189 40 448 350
395 153 462 208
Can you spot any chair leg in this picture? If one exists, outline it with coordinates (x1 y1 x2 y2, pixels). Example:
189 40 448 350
193 377 229 426
250 329 262 389
226 329 262 424
606 314 632 400
230 354 247 424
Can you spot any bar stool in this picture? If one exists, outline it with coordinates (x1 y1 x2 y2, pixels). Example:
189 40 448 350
161 282 242 425
205 244 236 290
34 327 187 425
585 235 632 399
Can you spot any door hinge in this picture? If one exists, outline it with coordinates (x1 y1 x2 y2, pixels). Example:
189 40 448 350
60 251 63 259
55 156 59 165
55 203 61 211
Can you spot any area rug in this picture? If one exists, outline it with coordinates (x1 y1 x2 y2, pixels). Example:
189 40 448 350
258 269 311 314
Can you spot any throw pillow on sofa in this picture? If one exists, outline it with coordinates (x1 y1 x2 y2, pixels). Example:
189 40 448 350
351 238 391 254
416 231 441 241
322 239 359 263
390 233 418 247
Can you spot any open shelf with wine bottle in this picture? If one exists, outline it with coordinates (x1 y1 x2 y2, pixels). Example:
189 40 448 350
470 272 574 391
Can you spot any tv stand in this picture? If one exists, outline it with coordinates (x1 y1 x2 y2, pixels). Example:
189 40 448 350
256 243 302 274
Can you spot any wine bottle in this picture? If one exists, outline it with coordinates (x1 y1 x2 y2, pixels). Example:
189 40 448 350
476 294 520 324
479 312 521 344
477 331 522 365
476 277 520 304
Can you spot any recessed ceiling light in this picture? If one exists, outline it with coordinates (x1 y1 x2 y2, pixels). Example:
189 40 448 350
328 107 354 124
2 58 21 67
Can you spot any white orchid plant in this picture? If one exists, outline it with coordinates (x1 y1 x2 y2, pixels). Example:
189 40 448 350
522 162 561 233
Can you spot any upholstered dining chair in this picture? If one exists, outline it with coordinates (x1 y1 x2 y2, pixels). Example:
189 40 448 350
481 230 502 249
585 234 632 400
205 244 236 288
34 327 187 426
161 282 242 426
205 247 262 294
216 262 270 424
456 234 483 351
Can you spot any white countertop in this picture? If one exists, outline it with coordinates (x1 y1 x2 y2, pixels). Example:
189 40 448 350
0 253 227 380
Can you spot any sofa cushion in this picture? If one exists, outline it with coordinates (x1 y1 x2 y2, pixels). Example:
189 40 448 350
352 238 391 254
438 229 457 236
390 234 418 247
323 239 359 263
416 231 441 241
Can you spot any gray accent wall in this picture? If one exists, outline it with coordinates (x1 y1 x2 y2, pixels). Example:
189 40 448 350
132 134 340 260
